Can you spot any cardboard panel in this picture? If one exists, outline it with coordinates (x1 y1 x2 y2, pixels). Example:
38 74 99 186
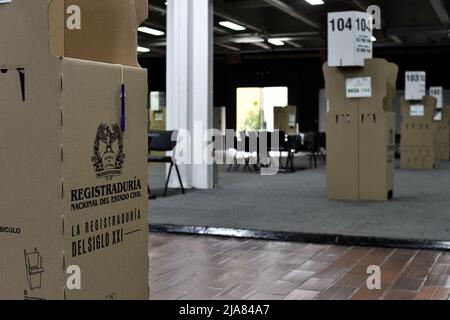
323 65 359 200
0 0 149 300
359 113 395 200
0 66 64 300
49 0 147 67
433 106 450 161
0 1 66 300
400 96 436 169
326 112 359 200
150 109 166 131
61 59 148 300
274 106 297 135
0 0 56 64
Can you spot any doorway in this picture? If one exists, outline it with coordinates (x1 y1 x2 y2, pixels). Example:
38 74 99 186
236 86 288 131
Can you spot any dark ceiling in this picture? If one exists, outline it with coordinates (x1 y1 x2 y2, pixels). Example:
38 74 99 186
139 0 450 57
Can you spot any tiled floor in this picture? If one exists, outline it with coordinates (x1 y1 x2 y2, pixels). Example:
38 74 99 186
149 233 450 300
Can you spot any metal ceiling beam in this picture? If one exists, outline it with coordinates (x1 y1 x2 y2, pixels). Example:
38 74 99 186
140 40 167 47
385 26 450 36
389 35 403 44
141 21 166 31
268 31 321 39
214 8 266 33
214 27 229 35
215 42 241 52
149 4 167 15
215 31 320 44
351 0 404 44
261 0 321 30
285 40 303 49
430 0 450 25
251 42 272 50
351 0 366 11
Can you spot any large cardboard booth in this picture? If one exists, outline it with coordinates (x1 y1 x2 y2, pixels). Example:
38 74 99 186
274 106 298 135
323 59 398 201
433 106 450 161
0 0 149 300
400 96 437 169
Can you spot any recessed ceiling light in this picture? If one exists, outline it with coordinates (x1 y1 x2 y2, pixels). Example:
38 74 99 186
268 38 285 46
232 36 264 44
304 0 324 5
138 27 165 36
138 46 151 53
219 21 246 31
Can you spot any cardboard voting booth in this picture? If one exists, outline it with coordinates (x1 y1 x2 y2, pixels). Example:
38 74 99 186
323 59 398 201
433 106 450 161
0 0 149 300
400 96 437 169
274 106 297 135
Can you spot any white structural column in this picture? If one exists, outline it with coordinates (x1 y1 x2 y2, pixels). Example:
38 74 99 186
166 0 214 189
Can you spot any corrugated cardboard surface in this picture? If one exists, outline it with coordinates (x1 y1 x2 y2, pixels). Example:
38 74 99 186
62 59 148 300
274 106 297 135
433 106 450 161
150 109 166 131
324 59 398 201
49 0 147 67
0 0 67 301
400 96 436 169
359 61 398 201
0 0 148 300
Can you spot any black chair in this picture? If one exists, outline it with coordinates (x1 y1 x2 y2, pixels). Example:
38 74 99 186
317 132 327 163
278 131 295 172
302 132 320 169
228 132 253 172
247 131 260 171
257 131 272 168
148 130 185 197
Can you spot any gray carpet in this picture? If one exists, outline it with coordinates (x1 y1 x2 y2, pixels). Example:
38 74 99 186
148 160 450 241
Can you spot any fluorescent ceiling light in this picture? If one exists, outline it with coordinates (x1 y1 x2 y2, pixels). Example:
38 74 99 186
219 21 246 31
138 26 165 36
232 36 264 44
137 46 151 53
304 0 324 5
371 36 377 42
268 38 285 46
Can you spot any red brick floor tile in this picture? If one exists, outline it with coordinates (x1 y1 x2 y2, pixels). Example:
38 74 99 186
382 290 418 300
415 286 450 300
391 277 425 292
318 287 358 300
247 292 284 300
436 253 450 264
424 274 450 288
334 274 368 289
284 289 320 300
264 280 300 296
400 266 431 279
315 267 349 281
351 287 385 300
298 278 336 292
297 260 330 272
149 234 450 301
281 270 315 283
431 263 450 275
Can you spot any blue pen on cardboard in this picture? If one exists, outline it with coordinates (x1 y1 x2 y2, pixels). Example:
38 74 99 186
120 82 126 132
